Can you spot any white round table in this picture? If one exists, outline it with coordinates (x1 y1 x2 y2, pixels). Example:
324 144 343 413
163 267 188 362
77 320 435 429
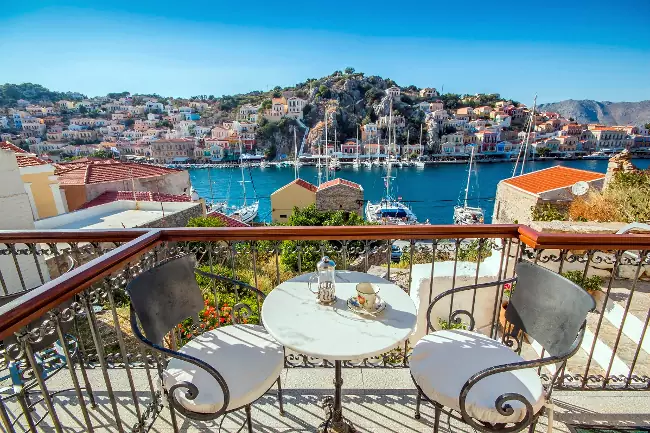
262 271 417 432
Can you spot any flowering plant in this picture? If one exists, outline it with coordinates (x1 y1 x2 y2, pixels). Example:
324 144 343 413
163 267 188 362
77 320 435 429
176 299 249 344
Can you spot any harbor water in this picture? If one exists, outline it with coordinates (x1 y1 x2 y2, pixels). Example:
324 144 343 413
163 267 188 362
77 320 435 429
189 159 650 224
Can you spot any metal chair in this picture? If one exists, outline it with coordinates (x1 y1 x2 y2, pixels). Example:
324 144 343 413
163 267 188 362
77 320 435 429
410 261 596 433
127 254 285 433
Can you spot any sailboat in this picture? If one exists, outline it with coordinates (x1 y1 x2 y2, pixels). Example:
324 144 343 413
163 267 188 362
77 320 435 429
229 138 259 224
453 146 484 225
365 100 418 225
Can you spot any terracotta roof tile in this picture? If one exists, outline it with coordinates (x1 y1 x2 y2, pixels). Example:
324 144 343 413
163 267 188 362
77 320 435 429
1 141 49 167
319 178 363 190
503 166 604 195
205 211 250 227
56 160 182 185
0 141 28 154
293 178 318 192
15 154 48 167
79 190 192 209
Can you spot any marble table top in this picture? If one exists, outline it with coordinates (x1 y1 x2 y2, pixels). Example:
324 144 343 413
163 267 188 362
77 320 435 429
262 271 417 361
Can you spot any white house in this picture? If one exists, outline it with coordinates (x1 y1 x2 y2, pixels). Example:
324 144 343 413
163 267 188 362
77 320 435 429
386 86 401 99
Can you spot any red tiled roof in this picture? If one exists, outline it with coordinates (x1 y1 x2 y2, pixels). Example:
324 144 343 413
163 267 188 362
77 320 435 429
503 166 604 195
293 178 318 192
79 190 192 209
15 154 49 168
1 141 49 167
56 160 182 185
319 178 363 190
1 141 28 154
205 211 250 227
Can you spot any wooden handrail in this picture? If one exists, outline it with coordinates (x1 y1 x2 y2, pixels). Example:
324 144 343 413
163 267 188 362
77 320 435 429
161 224 522 241
518 226 650 250
0 230 162 339
0 229 150 244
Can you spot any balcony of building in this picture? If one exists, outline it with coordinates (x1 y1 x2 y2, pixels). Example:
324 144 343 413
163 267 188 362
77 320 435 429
0 225 648 432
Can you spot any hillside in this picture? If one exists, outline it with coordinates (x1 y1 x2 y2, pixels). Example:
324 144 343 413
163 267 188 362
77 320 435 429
0 83 85 107
213 71 499 155
538 99 650 126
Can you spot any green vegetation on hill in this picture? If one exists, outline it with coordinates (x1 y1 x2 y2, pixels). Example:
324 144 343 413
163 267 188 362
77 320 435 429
0 83 85 107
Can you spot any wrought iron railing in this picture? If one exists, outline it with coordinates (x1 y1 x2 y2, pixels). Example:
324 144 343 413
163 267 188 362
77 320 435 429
0 225 648 432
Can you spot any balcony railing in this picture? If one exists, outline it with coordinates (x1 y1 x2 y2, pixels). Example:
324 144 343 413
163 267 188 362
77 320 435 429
0 225 648 432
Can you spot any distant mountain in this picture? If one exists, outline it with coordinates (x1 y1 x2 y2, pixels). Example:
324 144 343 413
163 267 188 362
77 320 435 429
538 99 650 126
0 83 86 107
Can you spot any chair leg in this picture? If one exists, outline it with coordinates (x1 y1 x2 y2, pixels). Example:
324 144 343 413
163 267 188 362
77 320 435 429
433 403 441 433
245 404 253 433
276 376 285 416
414 390 422 419
528 420 538 433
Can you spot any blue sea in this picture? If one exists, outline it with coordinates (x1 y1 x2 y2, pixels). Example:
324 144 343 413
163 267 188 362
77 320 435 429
189 159 650 224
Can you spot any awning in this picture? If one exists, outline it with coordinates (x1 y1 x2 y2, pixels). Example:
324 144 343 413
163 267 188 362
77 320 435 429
172 157 189 162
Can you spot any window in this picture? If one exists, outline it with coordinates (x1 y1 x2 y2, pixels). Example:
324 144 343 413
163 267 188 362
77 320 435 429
280 214 287 219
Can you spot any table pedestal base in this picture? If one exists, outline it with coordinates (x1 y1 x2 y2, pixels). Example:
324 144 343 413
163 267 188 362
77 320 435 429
317 361 357 433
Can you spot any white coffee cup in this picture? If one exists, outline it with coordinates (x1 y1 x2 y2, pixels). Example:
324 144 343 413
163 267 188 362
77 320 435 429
356 283 380 311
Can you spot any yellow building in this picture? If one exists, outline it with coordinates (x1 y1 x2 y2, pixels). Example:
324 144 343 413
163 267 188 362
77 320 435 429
270 178 317 223
1 142 67 219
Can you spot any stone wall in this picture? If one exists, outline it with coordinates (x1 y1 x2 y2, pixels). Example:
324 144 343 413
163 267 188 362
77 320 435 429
604 149 638 189
316 184 364 215
137 202 203 228
492 182 540 225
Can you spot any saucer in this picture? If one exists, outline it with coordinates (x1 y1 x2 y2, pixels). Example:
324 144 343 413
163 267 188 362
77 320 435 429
347 296 386 316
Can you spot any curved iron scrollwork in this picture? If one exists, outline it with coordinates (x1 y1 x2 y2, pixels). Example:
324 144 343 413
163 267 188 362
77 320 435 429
449 309 476 331
426 277 517 333
129 306 231 421
232 303 253 324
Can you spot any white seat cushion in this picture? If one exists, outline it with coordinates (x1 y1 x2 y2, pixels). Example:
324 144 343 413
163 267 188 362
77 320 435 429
410 329 545 424
163 324 284 414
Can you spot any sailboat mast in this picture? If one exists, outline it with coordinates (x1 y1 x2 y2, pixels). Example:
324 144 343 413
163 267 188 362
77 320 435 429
518 95 537 176
386 99 393 197
239 138 247 206
324 107 329 181
317 125 322 186
293 127 298 180
356 125 360 163
465 146 474 208
419 123 423 156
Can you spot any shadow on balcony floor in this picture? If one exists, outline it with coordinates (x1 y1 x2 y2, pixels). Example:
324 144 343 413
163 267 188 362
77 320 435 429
2 368 649 432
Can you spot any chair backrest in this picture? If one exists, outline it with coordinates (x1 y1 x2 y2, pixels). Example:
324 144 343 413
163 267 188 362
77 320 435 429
506 261 596 357
126 255 204 345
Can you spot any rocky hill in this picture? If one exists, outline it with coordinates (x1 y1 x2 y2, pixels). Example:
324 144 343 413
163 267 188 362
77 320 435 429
538 99 650 126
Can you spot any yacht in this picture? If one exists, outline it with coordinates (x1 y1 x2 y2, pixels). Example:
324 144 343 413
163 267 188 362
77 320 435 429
453 146 485 225
365 99 418 225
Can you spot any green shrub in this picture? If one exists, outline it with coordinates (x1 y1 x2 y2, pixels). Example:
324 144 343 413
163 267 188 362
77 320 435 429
531 203 568 222
562 271 603 293
280 204 368 272
438 318 467 330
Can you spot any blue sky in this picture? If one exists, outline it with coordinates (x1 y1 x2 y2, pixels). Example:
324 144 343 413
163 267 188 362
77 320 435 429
2 1 650 104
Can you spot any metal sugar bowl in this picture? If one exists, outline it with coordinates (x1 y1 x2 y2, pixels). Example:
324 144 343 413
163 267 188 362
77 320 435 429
308 256 337 305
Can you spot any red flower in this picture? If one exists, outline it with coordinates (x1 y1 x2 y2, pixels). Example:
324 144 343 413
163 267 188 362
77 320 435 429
219 317 226 324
